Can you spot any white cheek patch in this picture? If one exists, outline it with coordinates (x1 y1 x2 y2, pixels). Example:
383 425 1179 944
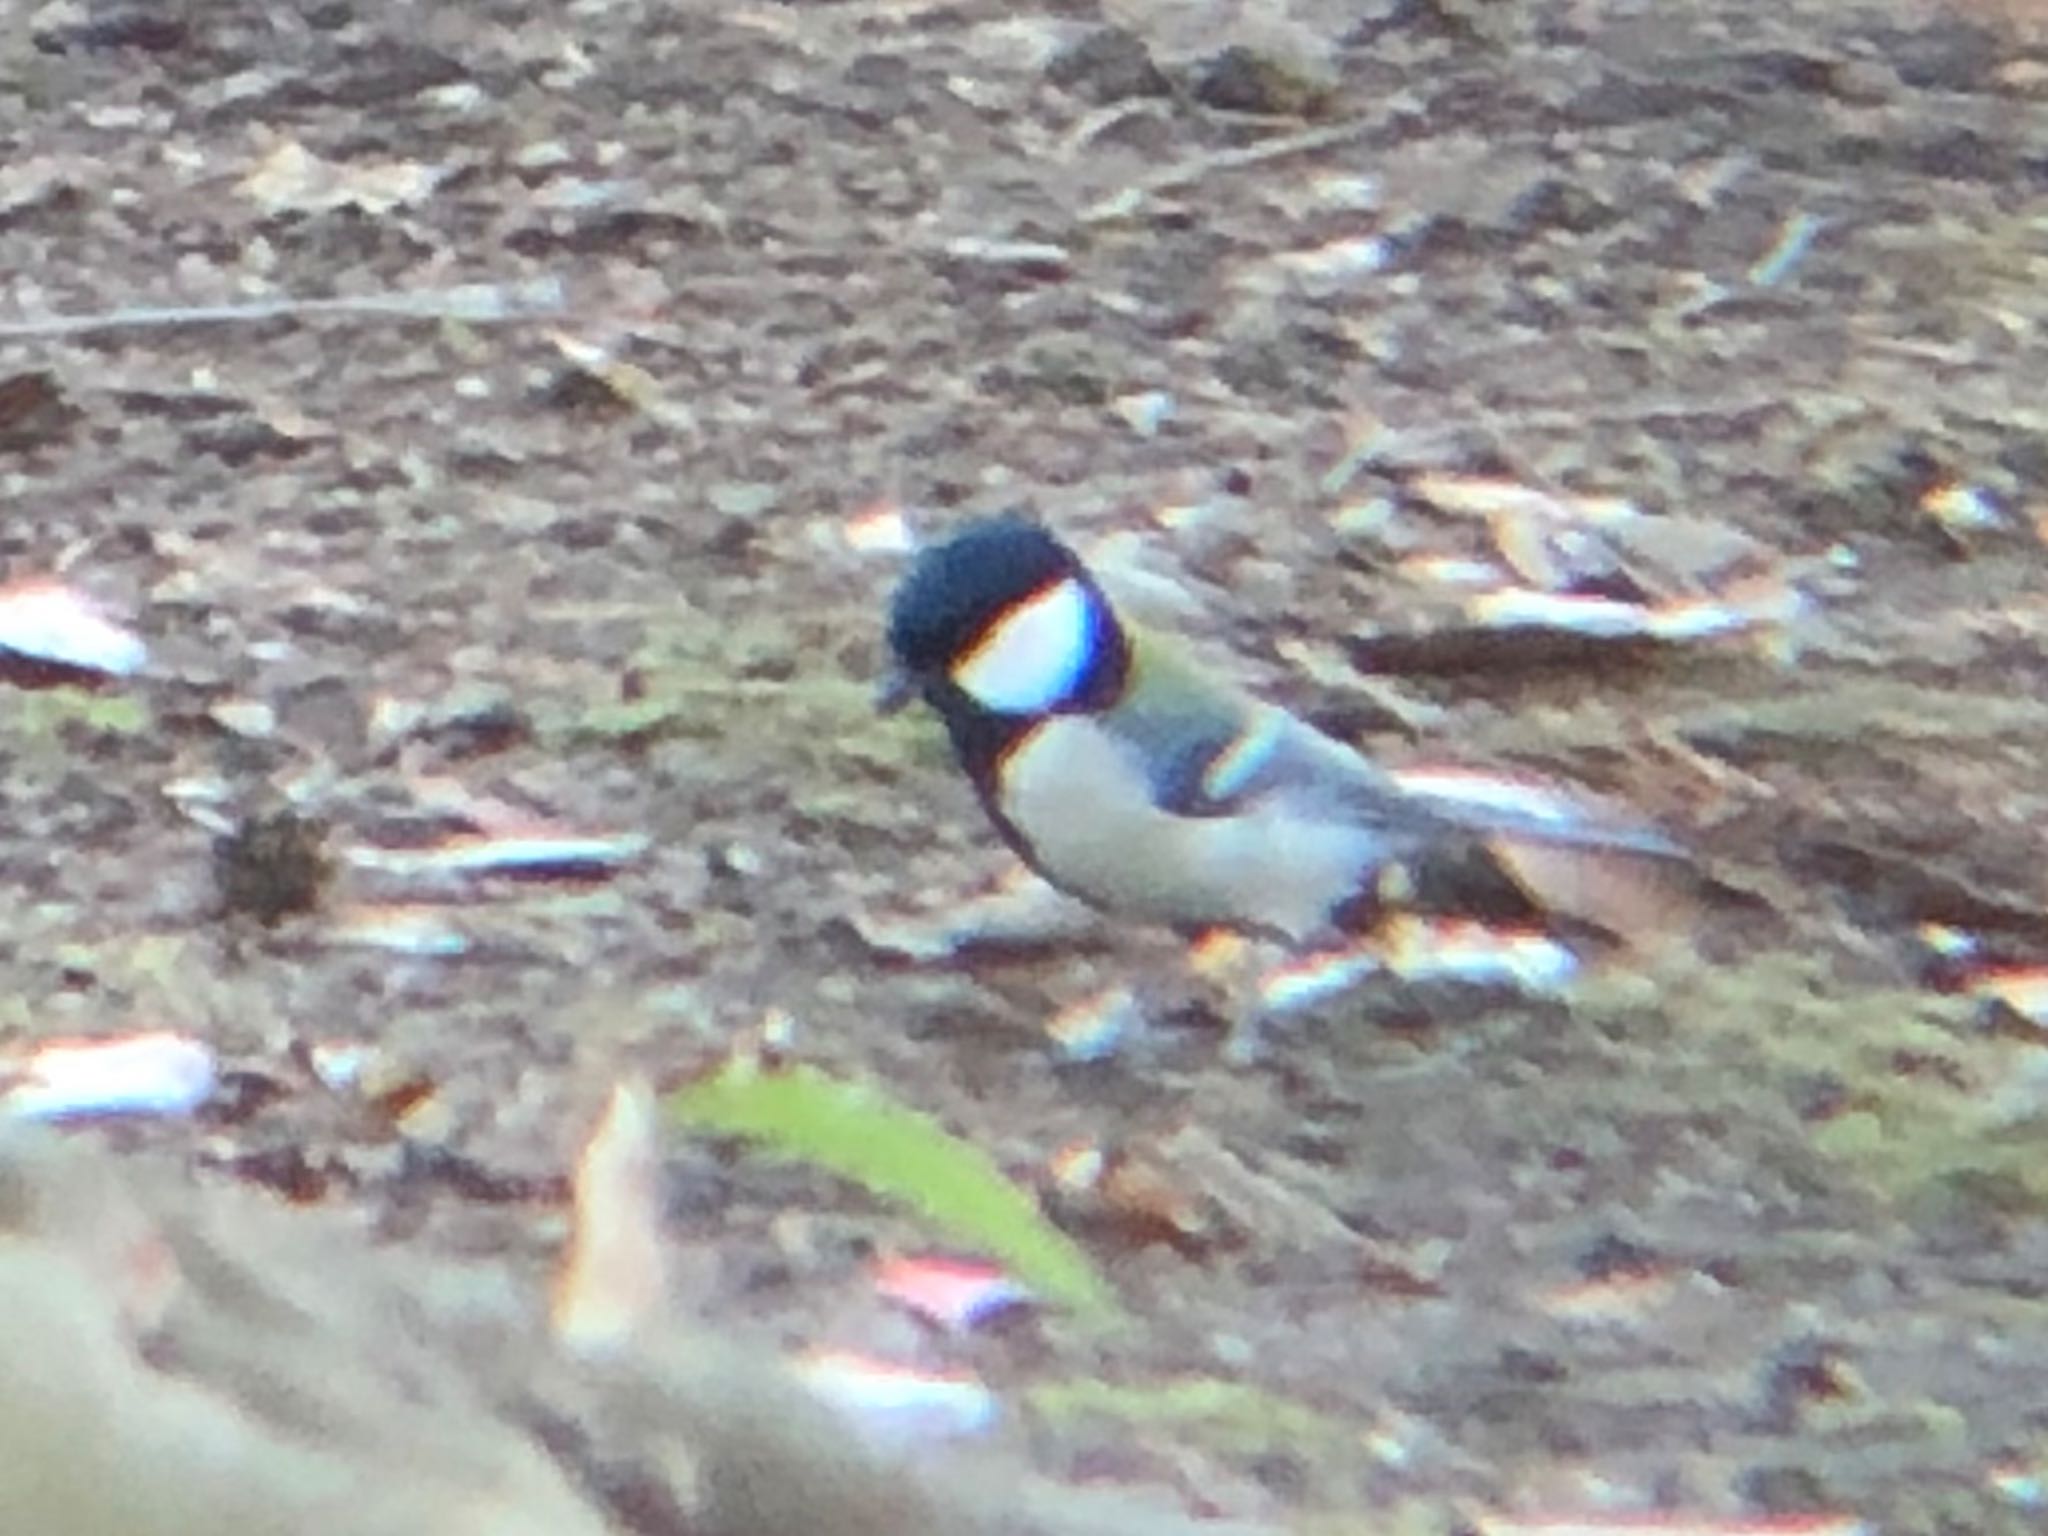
953 578 1096 714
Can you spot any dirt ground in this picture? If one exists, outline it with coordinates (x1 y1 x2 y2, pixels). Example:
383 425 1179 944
3 0 2048 1530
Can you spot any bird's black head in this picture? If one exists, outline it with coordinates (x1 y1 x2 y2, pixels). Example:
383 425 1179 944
882 515 1126 724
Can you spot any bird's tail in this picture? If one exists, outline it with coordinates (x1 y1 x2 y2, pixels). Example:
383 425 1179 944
1391 765 1695 948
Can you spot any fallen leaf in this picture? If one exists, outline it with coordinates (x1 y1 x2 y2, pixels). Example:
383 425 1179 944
239 139 447 216
671 1060 1119 1321
1 1034 216 1121
554 1080 667 1355
0 579 148 678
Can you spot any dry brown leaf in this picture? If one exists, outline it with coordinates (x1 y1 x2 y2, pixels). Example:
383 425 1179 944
239 140 447 217
553 1079 668 1355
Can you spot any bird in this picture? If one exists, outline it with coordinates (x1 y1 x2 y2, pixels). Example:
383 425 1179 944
879 513 1684 950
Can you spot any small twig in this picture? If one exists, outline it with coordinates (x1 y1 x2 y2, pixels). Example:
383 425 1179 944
0 276 569 340
1081 118 1375 223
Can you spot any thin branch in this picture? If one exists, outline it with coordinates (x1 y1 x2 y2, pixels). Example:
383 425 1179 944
0 276 568 340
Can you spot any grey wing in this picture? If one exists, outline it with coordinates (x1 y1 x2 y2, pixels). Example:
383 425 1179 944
1148 697 1445 841
1097 636 1410 826
1100 637 1680 859
1161 701 1682 862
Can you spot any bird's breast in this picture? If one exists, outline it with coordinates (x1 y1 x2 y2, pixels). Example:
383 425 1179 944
994 716 1386 943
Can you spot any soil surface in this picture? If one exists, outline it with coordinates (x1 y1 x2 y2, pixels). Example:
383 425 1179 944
3 0 2048 1531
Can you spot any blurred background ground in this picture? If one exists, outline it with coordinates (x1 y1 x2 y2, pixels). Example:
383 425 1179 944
1 0 2046 1530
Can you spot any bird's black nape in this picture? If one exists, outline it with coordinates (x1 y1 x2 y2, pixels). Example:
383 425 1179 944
885 514 1086 681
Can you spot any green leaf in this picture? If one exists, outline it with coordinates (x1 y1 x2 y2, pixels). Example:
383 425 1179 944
669 1062 1120 1321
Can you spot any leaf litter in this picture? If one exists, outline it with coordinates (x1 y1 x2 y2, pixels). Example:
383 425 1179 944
4 0 2048 1530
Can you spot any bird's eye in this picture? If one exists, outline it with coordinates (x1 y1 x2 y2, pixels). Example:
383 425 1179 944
952 578 1095 714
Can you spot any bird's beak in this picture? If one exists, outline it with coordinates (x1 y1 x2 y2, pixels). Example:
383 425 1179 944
875 664 919 715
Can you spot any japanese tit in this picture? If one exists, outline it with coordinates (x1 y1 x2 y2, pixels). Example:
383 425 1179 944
880 514 1680 946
